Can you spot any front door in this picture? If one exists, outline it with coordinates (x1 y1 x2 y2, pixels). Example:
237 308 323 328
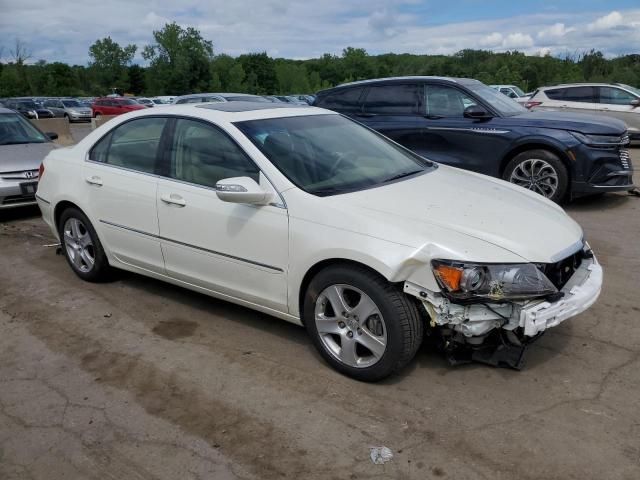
156 117 289 312
418 84 511 175
84 116 168 273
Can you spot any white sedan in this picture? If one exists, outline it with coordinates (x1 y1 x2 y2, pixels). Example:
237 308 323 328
36 102 602 381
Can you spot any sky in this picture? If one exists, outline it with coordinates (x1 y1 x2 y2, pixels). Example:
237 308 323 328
1 0 639 65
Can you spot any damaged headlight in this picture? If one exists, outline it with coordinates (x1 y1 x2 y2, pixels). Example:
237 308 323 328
431 260 557 301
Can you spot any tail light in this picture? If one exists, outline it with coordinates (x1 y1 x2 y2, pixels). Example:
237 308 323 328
525 101 542 110
38 162 45 182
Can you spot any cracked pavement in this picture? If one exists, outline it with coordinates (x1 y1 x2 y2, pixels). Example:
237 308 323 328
0 144 638 479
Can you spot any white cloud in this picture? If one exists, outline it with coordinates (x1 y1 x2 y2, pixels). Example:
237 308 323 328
502 32 534 48
587 11 624 30
479 32 503 47
537 23 575 39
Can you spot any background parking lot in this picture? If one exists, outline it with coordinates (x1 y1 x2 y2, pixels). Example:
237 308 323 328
0 130 638 478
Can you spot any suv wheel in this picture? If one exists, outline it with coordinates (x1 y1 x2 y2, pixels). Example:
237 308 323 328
58 208 110 282
303 265 423 382
503 149 568 203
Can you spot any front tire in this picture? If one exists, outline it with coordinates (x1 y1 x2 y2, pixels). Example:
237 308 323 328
503 149 569 203
58 208 111 282
303 265 423 382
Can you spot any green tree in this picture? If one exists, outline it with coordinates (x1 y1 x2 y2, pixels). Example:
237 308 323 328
226 63 246 91
238 52 277 94
88 36 136 93
142 22 213 95
127 64 146 94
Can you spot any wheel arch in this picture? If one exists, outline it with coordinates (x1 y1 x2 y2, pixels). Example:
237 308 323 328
54 200 86 231
500 141 573 179
297 258 397 325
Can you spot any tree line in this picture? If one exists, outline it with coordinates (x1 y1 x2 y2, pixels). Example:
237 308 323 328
1 22 639 98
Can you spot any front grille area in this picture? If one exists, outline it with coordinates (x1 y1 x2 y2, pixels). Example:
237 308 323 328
2 194 36 205
621 133 630 145
620 149 631 170
0 170 39 180
539 249 585 290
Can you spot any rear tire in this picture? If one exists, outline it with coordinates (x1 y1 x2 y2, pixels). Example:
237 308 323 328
503 149 569 203
303 265 423 382
58 208 111 282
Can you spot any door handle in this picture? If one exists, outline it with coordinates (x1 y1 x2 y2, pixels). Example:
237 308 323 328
85 175 103 186
160 193 186 207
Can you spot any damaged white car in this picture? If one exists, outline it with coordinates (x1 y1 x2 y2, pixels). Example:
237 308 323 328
36 103 602 381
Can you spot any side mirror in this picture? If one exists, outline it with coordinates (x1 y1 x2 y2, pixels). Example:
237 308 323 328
45 132 59 140
215 177 273 205
631 99 640 108
464 105 492 119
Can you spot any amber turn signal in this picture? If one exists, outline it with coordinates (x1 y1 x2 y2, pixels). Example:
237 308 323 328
433 264 463 291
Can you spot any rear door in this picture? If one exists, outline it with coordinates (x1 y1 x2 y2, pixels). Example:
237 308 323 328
84 116 169 273
597 86 640 133
44 100 64 117
542 86 597 114
356 83 425 153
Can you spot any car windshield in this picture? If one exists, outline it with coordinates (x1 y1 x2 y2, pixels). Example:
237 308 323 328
17 101 39 110
62 100 82 107
0 113 48 145
235 114 435 196
467 83 527 116
512 86 526 97
619 84 640 97
118 99 138 105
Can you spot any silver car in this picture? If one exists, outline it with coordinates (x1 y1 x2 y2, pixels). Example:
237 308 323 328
0 108 57 209
43 98 93 122
526 83 640 140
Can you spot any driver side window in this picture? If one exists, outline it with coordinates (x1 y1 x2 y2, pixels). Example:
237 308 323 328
425 85 477 117
168 119 260 189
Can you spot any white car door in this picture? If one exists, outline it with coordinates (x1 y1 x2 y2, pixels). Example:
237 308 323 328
598 86 640 134
156 117 289 312
84 116 169 274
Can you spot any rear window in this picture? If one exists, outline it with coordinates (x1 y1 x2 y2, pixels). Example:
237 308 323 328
545 87 595 103
316 88 364 112
362 84 423 114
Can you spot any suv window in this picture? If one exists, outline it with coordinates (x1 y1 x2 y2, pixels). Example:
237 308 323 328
89 117 167 174
317 88 364 112
599 87 637 105
545 86 595 103
168 118 259 189
425 84 477 117
362 84 422 114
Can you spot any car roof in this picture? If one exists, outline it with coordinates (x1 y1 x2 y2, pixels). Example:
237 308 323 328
100 102 332 124
197 101 308 113
319 76 480 93
538 83 629 90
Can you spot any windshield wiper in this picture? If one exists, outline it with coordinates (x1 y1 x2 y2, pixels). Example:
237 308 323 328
381 170 423 183
0 140 35 145
424 114 444 119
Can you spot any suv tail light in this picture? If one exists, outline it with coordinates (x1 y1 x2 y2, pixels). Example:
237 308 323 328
525 101 542 109
38 162 44 182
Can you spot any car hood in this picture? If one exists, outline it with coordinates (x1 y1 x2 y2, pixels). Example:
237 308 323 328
0 142 57 172
504 110 627 135
70 107 92 113
318 166 583 264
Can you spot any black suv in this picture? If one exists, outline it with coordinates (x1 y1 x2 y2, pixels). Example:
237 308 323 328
314 77 634 202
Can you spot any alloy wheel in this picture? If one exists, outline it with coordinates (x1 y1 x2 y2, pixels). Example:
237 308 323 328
509 158 559 198
314 284 387 368
63 218 95 273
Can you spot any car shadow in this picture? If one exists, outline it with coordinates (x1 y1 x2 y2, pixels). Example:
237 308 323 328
111 267 577 381
566 192 632 212
0 205 42 223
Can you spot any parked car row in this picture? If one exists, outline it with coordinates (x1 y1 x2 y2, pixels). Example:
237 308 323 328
314 77 634 202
